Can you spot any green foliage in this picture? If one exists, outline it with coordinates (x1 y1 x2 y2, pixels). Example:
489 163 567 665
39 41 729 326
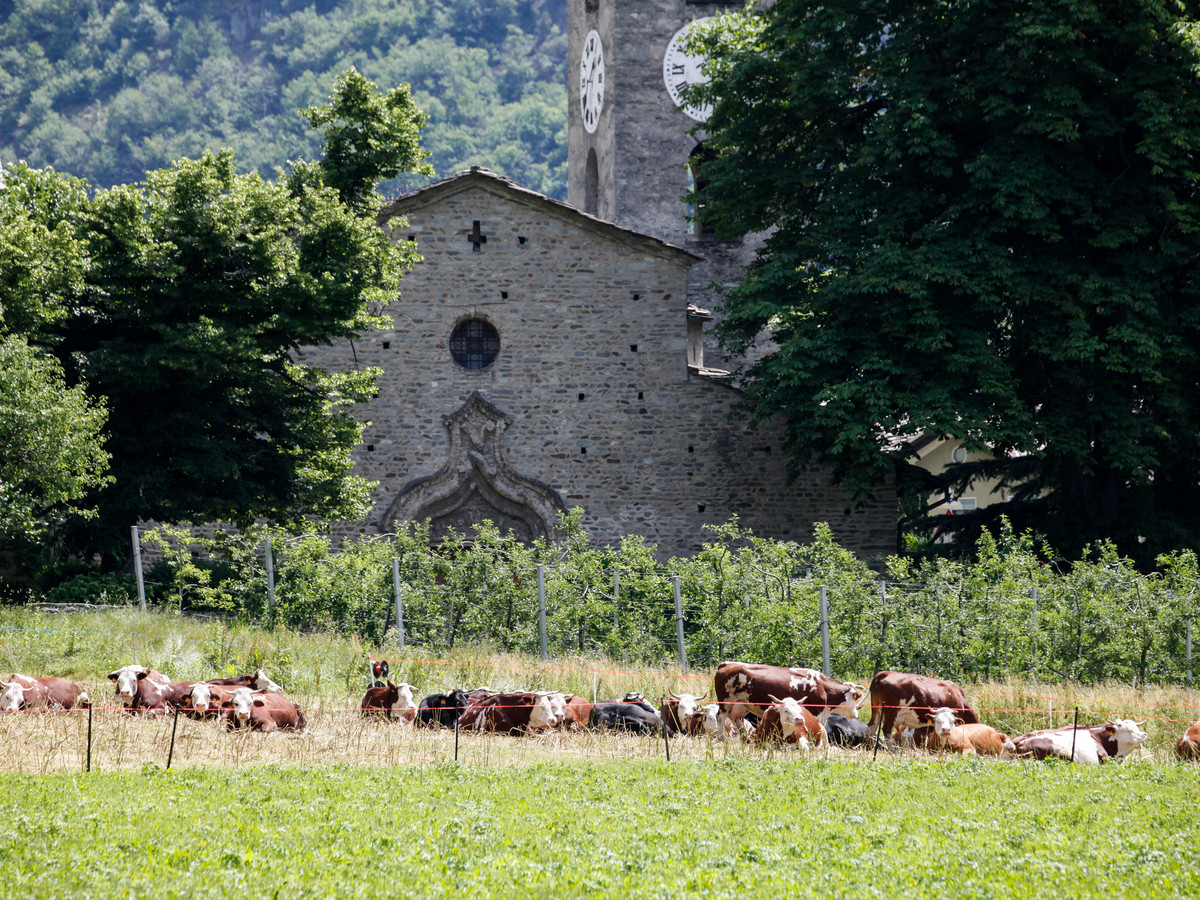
44 572 135 606
0 764 1197 898
136 515 1200 686
0 0 568 199
690 0 1200 568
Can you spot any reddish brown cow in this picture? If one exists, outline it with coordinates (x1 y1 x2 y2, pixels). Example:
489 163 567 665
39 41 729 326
360 682 417 723
458 691 560 735
108 665 174 716
1177 721 1200 760
221 688 306 732
866 671 979 744
926 709 1007 756
715 662 864 726
1 674 90 711
179 683 240 720
751 696 826 748
557 694 593 732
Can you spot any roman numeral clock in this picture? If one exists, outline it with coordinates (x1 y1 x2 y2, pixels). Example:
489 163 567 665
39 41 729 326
662 21 713 124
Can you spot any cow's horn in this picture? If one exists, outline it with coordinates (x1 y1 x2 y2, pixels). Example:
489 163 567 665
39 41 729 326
668 690 679 700
695 693 709 702
767 694 783 704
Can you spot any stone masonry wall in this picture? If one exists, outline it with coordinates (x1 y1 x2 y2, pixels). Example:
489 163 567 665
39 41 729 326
301 174 897 560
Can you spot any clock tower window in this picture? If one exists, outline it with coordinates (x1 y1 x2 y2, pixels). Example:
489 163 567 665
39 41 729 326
584 149 599 216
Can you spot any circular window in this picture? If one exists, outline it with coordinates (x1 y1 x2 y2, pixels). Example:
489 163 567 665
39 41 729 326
449 319 500 370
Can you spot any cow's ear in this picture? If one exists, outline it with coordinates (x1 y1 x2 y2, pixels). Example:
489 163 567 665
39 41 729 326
136 671 149 680
1103 724 1116 736
253 698 266 707
955 717 965 726
107 671 120 681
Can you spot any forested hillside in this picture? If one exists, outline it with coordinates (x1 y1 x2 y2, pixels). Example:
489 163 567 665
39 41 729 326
0 0 567 198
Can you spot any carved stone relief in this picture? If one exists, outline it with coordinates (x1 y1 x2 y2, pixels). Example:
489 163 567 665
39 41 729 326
380 392 567 542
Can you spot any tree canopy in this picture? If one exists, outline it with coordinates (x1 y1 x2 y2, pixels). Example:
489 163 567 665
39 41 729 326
691 0 1200 566
0 69 427 562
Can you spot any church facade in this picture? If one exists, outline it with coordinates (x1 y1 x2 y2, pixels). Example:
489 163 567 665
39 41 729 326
304 0 899 559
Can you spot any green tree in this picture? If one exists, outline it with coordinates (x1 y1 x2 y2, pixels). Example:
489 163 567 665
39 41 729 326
691 0 1200 567
49 71 425 562
0 162 109 538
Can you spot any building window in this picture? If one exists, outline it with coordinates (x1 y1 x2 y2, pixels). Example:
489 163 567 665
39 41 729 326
449 319 500 370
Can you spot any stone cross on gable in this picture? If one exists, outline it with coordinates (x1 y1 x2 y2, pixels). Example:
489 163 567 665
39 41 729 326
469 220 487 251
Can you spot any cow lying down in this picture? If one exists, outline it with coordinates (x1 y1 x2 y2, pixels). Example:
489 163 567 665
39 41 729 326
926 708 1007 756
221 688 306 733
751 696 826 749
1001 720 1147 764
1 674 90 711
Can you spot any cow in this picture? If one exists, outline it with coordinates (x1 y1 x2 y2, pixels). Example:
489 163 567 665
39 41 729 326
589 692 662 734
162 681 199 710
0 674 90 711
458 691 560 735
180 682 239 720
1176 721 1200 760
866 671 979 744
360 681 417 723
1001 720 1148 764
659 691 708 737
826 712 874 748
556 696 595 734
751 696 826 749
417 689 471 728
221 687 306 733
926 708 1007 756
108 665 174 715
714 662 864 728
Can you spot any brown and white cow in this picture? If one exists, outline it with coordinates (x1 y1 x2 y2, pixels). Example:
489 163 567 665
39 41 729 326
108 665 174 715
458 691 560 735
180 682 240 720
1176 721 1200 760
0 674 90 711
715 662 864 728
926 707 1007 756
866 671 979 744
691 703 744 739
659 691 709 736
360 681 417 723
221 687 306 732
1001 720 1148 764
207 669 284 694
751 695 826 749
555 694 593 732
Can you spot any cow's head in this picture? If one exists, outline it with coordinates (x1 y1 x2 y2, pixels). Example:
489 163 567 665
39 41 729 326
190 682 215 713
0 681 24 712
666 691 707 726
931 707 964 737
390 682 416 714
768 694 810 740
528 692 560 731
227 687 264 723
1105 719 1149 758
251 669 283 694
695 703 722 736
108 665 149 704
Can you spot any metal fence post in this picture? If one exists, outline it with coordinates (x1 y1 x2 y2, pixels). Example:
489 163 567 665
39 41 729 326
131 525 146 612
819 585 831 677
393 558 406 651
673 575 687 672
264 534 276 612
537 564 548 661
1030 585 1038 682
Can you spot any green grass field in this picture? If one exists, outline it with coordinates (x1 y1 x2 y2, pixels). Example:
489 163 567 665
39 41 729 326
0 760 1196 899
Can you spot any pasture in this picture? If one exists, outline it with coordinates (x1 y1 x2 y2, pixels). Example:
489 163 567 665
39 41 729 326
0 761 1197 898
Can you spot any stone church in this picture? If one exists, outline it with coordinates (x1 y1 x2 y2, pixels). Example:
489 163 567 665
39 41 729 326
305 0 898 559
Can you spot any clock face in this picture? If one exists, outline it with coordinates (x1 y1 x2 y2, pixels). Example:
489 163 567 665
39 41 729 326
579 29 605 135
662 21 713 123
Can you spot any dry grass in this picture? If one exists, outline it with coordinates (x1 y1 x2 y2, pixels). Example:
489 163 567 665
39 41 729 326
1 681 1194 776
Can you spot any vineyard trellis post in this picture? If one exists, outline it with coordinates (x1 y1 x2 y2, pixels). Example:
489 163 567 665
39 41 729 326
537 564 548 661
131 525 146 612
392 558 405 651
672 575 687 672
819 585 830 677
264 534 276 612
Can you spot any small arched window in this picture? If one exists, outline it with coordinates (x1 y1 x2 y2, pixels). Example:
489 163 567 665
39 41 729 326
584 148 599 216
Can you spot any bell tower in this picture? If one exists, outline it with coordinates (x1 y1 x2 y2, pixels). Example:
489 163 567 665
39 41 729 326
567 0 757 371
